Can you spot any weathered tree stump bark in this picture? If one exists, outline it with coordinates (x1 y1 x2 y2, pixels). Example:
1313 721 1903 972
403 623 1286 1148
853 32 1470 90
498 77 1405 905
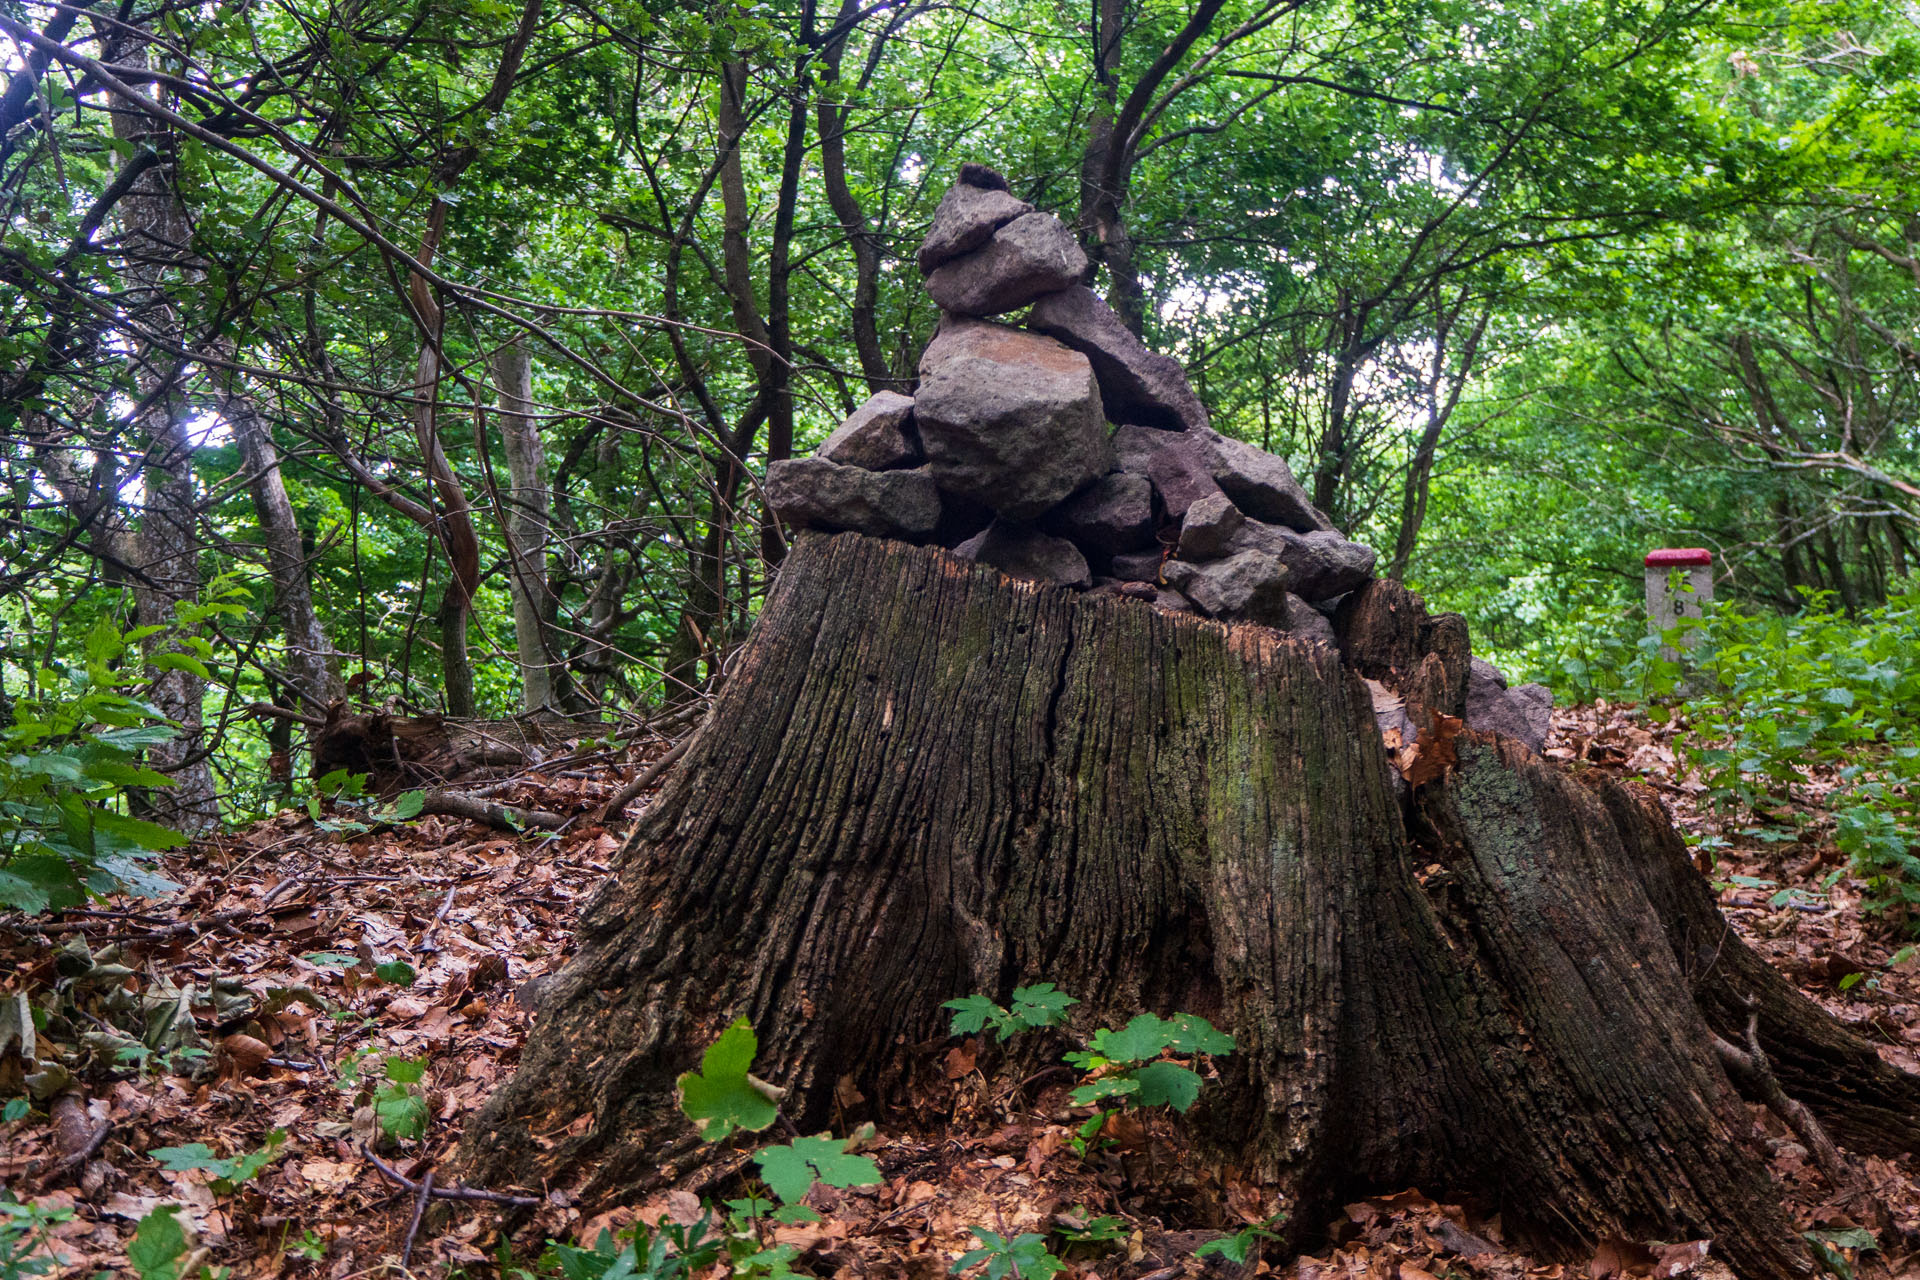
458 532 1917 1278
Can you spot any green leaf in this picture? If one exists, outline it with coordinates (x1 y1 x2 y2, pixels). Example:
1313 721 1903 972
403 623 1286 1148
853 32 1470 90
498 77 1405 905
151 1142 233 1177
677 1018 779 1141
754 1135 880 1203
1007 983 1076 1030
1164 1013 1234 1056
387 790 425 820
1068 1076 1139 1106
1129 1061 1203 1112
127 1206 190 1280
373 960 416 987
3 1097 29 1121
384 1056 427 1084
1088 1014 1172 1065
942 994 1002 1038
374 1086 427 1140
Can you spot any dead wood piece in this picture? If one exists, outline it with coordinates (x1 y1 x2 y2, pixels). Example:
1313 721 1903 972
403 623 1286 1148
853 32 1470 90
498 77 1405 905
597 734 694 822
420 789 566 831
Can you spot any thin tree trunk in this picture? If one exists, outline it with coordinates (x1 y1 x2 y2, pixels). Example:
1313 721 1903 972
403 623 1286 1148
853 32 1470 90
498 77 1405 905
492 339 554 711
460 533 1907 1278
108 38 218 830
229 393 341 711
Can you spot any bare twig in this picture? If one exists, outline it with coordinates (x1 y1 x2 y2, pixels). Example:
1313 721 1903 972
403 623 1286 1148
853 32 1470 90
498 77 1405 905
597 733 694 822
360 1144 542 1207
401 1169 434 1267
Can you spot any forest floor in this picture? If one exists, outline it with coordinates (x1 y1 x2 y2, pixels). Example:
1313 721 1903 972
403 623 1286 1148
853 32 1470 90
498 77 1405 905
6 706 1920 1280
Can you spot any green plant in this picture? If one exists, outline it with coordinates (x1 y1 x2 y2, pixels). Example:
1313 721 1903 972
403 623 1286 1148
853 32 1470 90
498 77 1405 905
373 1057 429 1141
676 1018 779 1141
538 1220 725 1280
1064 1012 1235 1154
941 984 1077 1042
0 1199 73 1279
0 616 190 914
150 1130 287 1196
950 1229 1066 1280
1052 1206 1128 1246
284 1228 327 1261
2 1099 27 1123
302 770 425 836
1659 585 1920 918
127 1205 191 1280
1192 1215 1286 1265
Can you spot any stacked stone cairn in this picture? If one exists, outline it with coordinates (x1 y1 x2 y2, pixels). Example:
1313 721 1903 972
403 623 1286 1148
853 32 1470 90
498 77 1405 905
766 163 1551 750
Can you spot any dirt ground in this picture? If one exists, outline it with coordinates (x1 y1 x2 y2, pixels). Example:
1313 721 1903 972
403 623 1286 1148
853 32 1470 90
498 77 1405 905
5 704 1920 1279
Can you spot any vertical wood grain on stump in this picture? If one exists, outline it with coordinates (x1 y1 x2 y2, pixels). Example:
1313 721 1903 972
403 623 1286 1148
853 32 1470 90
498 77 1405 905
458 532 1915 1279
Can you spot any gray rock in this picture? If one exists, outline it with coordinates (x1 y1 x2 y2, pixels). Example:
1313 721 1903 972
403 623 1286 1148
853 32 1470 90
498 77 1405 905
1465 670 1553 754
817 391 920 471
1283 593 1337 647
1162 550 1290 624
1176 493 1244 561
1110 424 1222 520
1226 522 1376 600
1045 472 1155 556
915 319 1111 520
1109 547 1167 583
1027 286 1207 431
1152 586 1194 613
764 458 940 539
924 212 1089 317
917 183 1033 273
1191 428 1333 532
953 520 1091 589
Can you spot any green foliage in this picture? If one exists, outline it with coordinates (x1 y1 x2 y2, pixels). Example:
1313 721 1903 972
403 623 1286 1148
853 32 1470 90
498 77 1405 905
0 1199 73 1280
372 960 417 988
950 1229 1066 1280
677 1019 780 1141
374 1057 430 1141
942 984 1077 1043
127 1206 191 1280
1643 586 1920 918
1052 1207 1128 1246
753 1137 881 1205
1064 1013 1235 1114
0 617 188 914
150 1130 286 1196
304 772 427 836
1 1099 27 1123
538 1221 724 1280
1192 1216 1286 1264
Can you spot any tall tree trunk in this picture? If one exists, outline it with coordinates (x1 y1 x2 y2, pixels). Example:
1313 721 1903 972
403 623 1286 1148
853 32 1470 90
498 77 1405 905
108 39 219 830
230 395 340 711
492 339 555 711
1388 306 1486 580
460 533 1912 1278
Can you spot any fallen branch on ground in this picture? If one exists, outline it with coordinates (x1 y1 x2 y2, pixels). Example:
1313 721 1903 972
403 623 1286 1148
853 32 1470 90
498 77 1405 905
419 789 566 830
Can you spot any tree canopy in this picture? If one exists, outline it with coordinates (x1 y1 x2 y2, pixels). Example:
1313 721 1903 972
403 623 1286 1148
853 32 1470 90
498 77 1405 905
1 0 1915 816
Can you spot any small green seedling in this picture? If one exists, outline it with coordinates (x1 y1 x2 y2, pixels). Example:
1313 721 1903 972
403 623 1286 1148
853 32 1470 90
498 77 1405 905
951 1228 1066 1280
150 1130 286 1196
942 984 1077 1042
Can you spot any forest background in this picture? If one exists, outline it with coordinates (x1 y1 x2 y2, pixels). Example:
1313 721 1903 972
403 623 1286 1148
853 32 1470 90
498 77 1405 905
1 0 1917 842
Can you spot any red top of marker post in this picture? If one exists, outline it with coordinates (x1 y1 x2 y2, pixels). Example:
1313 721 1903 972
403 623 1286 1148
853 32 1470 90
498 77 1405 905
1645 548 1712 568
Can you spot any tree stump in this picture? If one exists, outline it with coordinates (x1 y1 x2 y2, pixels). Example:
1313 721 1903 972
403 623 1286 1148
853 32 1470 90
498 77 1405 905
458 531 1919 1278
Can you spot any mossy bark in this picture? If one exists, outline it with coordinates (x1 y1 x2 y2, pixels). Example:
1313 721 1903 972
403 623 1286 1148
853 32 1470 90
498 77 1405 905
458 532 1916 1279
